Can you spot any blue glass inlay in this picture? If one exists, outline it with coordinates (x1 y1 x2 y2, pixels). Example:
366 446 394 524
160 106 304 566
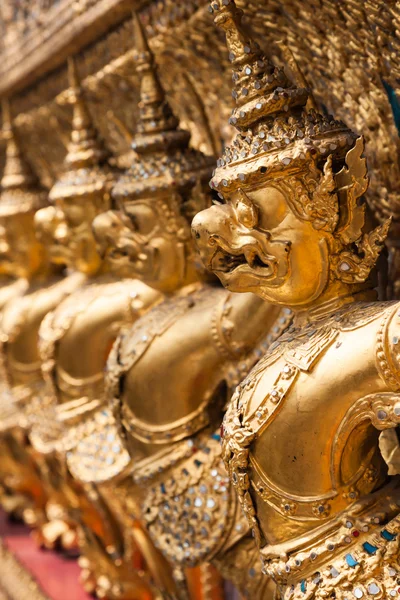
160 483 166 494
300 580 307 593
212 433 221 441
381 529 397 541
362 542 378 555
383 80 400 136
194 459 203 467
345 553 359 568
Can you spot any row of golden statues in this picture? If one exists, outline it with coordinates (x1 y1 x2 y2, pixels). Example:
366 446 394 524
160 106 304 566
0 2 399 599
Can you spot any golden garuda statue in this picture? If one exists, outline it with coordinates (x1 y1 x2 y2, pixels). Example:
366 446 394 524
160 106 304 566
193 1 400 598
87 11 287 599
0 99 84 530
29 51 173 599
0 104 33 309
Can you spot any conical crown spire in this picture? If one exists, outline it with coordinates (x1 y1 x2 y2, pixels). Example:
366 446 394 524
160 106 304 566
131 11 190 155
0 99 45 215
64 56 108 170
112 12 213 202
209 0 308 130
209 0 356 193
1 99 38 190
49 56 114 203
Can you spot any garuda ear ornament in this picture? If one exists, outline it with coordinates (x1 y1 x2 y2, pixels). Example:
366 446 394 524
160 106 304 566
291 154 339 233
330 137 391 284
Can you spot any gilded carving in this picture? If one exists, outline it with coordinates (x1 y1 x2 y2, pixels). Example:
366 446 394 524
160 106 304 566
0 98 84 530
30 52 174 599
85 11 286 599
1 0 400 598
192 1 400 598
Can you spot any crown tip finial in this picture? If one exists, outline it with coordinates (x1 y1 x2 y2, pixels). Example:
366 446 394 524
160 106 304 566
132 10 151 59
1 98 11 129
208 0 238 14
67 55 80 92
1 98 16 147
208 0 257 59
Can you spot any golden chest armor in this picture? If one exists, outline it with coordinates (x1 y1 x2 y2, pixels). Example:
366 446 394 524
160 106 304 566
222 301 400 599
100 283 291 579
0 272 85 433
29 276 159 456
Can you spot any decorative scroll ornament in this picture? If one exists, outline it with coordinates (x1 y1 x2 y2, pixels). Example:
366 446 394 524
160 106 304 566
310 156 338 232
332 137 391 284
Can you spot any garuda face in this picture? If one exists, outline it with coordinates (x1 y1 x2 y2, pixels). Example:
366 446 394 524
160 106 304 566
93 192 194 294
193 138 390 311
35 196 104 275
192 178 332 307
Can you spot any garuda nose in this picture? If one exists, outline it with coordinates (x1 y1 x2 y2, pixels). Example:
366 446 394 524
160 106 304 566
192 205 231 247
191 213 208 241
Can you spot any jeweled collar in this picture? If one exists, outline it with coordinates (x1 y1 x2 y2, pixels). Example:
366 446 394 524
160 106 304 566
293 288 377 329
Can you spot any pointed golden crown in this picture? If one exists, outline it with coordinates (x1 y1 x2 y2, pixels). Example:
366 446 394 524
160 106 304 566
209 0 356 193
132 10 183 150
49 56 114 203
0 99 46 216
112 12 214 202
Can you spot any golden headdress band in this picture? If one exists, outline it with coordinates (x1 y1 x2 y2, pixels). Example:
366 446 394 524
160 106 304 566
208 0 356 194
